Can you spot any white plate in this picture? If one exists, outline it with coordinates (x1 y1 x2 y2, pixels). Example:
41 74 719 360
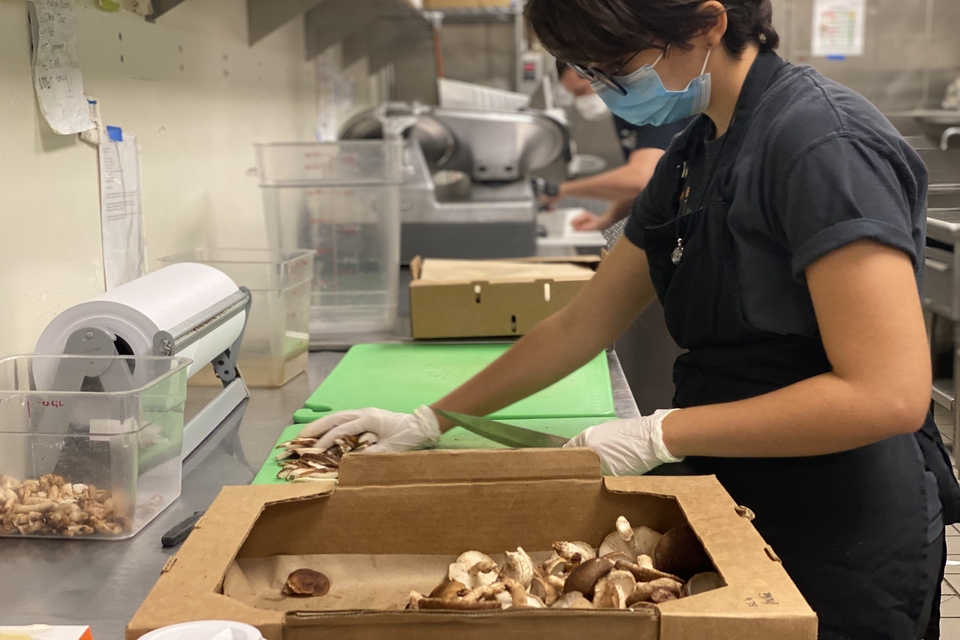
139 621 264 640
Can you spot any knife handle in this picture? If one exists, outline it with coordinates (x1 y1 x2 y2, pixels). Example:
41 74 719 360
161 510 205 547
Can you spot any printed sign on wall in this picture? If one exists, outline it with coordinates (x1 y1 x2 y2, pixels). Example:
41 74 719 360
812 0 867 58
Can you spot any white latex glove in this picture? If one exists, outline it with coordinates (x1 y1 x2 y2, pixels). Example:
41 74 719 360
564 409 684 475
299 406 442 454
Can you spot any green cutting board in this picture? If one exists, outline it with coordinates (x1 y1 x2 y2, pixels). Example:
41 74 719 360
300 344 615 421
251 417 614 485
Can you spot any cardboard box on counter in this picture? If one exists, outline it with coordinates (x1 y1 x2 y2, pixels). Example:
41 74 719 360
127 449 816 640
409 256 601 339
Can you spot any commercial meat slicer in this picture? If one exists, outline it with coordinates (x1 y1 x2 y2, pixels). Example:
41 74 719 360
341 102 570 263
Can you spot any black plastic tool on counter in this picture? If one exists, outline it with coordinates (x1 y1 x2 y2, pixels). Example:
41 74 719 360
161 510 205 548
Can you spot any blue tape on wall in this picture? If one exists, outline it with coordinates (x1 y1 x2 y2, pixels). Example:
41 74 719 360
106 126 123 142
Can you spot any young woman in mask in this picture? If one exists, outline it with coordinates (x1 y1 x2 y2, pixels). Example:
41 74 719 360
543 62 692 231
304 1 960 637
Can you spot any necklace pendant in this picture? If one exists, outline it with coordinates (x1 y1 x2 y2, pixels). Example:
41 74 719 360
671 241 684 265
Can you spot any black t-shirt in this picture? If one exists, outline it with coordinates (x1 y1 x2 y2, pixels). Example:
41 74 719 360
624 60 928 340
613 115 691 160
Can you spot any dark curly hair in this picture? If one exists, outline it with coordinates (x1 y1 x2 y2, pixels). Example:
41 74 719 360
528 0 779 67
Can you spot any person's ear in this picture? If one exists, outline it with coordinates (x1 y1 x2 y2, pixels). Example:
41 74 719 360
697 0 728 44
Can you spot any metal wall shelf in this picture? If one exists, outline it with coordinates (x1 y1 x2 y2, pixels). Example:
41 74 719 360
428 5 520 23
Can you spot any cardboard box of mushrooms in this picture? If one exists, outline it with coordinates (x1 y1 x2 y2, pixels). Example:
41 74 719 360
128 450 817 640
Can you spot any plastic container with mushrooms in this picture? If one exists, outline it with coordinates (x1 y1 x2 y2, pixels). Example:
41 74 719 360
406 516 724 611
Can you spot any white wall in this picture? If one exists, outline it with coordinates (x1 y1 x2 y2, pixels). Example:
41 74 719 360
0 0 318 356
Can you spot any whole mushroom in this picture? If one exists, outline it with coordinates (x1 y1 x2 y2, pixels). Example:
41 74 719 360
654 525 713 581
283 569 331 597
562 557 614 599
448 550 498 589
599 516 663 562
553 540 596 562
683 571 725 597
500 547 534 588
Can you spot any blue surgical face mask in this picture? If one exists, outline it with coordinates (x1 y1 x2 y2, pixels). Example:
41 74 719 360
594 47 712 127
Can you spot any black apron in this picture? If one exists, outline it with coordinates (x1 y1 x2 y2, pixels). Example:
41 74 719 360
643 53 958 640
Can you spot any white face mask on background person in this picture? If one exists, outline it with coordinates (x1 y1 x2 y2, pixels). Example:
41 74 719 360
574 92 610 121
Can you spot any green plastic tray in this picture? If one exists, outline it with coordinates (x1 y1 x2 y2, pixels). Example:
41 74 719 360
299 344 615 421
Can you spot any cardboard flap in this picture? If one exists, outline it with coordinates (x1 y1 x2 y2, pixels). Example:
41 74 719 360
338 449 602 487
414 258 597 285
410 255 423 280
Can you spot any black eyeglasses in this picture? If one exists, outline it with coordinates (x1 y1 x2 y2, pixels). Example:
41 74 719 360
568 52 641 97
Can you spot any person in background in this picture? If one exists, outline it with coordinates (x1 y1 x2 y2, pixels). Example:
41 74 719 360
544 61 692 231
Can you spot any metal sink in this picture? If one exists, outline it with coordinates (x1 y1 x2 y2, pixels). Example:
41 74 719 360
908 109 960 143
929 192 960 210
916 148 960 191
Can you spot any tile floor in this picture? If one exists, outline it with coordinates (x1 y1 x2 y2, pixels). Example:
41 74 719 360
934 405 960 637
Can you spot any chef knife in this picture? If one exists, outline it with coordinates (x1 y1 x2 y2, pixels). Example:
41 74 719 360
433 410 570 448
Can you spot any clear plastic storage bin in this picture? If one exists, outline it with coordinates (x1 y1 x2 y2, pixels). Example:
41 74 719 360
0 355 190 539
256 141 402 340
160 249 313 388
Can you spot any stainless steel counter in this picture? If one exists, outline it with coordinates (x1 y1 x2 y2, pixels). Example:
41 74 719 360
0 350 637 638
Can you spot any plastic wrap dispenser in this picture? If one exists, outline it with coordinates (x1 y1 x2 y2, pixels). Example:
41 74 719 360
54 287 252 457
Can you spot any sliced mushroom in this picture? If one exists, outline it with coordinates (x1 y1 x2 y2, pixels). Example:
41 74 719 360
552 591 595 609
628 577 682 605
522 593 547 609
626 582 656 606
553 540 596 562
429 580 467 600
614 560 682 584
500 547 534 588
541 554 568 577
602 551 637 565
418 597 502 610
495 590 546 609
499 576 528 607
563 557 614 598
605 569 637 605
545 574 566 592
461 581 507 603
406 591 425 610
647 577 683 594
470 560 498 579
651 588 678 604
529 574 560 606
593 577 622 609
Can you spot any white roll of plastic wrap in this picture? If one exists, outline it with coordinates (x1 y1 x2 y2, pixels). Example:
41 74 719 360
35 263 246 383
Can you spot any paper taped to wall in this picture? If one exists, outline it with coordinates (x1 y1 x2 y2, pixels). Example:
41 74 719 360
99 130 146 290
812 0 866 58
27 0 94 135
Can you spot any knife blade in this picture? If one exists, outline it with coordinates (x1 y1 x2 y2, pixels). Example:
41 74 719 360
434 410 570 448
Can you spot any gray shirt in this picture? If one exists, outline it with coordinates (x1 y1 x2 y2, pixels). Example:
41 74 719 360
624 61 929 340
